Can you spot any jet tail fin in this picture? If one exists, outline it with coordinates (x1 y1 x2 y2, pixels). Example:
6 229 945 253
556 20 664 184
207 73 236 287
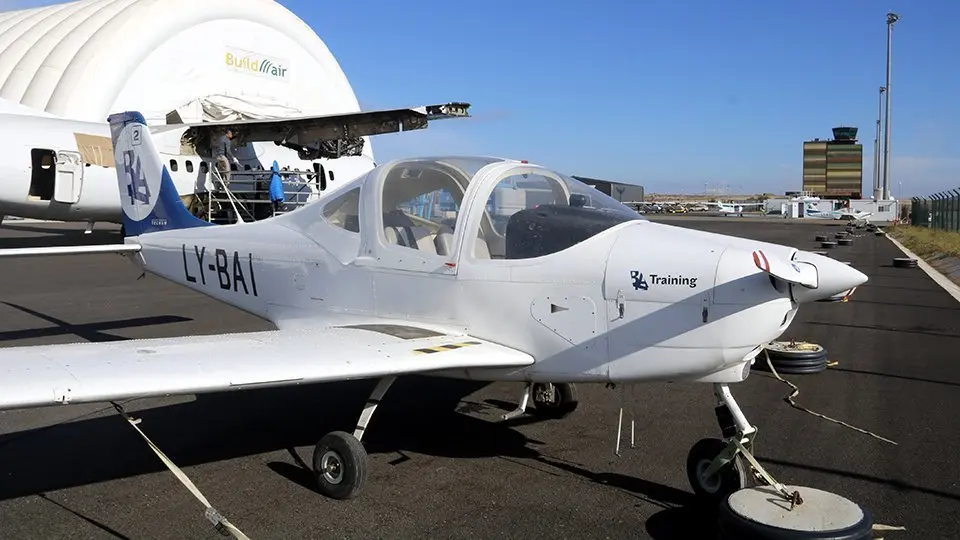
107 111 213 237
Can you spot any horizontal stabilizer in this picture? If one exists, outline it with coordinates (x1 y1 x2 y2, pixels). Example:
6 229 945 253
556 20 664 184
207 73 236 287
752 249 818 289
0 244 141 258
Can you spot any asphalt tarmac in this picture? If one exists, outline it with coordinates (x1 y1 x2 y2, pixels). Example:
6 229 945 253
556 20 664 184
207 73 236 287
0 218 957 539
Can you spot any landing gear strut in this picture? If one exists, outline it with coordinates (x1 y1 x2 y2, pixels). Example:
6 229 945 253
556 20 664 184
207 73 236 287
686 383 759 503
312 376 395 499
502 382 579 420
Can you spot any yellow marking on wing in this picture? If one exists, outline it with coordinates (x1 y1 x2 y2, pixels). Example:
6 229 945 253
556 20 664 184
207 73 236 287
413 341 482 355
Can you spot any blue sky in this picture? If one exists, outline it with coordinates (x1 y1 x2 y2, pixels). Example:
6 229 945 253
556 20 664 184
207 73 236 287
3 0 957 197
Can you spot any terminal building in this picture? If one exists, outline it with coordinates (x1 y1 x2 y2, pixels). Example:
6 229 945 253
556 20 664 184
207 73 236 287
802 127 863 199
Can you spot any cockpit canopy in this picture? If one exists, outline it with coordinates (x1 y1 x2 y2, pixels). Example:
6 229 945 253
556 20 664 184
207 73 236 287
313 156 643 262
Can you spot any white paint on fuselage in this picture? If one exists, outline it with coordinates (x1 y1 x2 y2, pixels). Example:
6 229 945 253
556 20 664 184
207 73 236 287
0 113 375 223
126 159 807 386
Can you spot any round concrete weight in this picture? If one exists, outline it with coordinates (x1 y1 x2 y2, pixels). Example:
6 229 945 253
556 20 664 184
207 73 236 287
812 251 830 257
835 232 847 238
717 485 874 540
893 257 918 268
814 235 828 242
874 231 885 236
837 238 852 246
820 241 837 249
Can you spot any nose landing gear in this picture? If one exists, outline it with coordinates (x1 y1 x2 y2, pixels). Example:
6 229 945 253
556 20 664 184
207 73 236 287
687 383 768 503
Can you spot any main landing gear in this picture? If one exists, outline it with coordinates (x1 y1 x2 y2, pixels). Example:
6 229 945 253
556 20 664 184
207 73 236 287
502 382 579 420
686 383 762 503
312 376 395 499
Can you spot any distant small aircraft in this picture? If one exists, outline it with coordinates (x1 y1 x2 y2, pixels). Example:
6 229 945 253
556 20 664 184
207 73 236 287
708 201 766 215
0 110 867 516
805 205 874 222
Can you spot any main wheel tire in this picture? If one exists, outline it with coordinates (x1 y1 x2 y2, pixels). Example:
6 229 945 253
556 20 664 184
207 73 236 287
687 438 755 504
838 238 852 246
764 342 825 361
530 382 579 419
313 431 368 500
758 342 829 375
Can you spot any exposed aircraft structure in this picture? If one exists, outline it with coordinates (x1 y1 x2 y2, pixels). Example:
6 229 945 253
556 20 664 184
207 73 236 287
0 108 870 532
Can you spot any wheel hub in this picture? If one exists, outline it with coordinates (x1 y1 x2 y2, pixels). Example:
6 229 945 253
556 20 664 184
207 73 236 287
320 450 344 484
696 459 722 493
533 384 557 406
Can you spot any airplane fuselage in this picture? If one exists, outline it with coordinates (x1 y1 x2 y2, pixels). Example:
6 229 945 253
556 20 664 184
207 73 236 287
121 154 822 387
0 113 374 223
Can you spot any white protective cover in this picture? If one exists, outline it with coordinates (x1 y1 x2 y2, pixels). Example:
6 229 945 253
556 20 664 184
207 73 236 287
0 326 533 410
0 0 363 129
170 93 305 123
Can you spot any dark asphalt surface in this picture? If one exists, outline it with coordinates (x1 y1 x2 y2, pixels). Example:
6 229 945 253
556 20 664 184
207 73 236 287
0 219 957 540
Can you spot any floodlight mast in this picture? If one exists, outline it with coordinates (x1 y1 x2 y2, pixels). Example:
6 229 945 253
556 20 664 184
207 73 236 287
881 12 900 201
873 86 885 200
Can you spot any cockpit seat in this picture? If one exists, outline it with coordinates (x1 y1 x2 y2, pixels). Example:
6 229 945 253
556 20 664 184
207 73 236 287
433 225 491 259
434 226 454 255
383 226 438 255
382 217 491 260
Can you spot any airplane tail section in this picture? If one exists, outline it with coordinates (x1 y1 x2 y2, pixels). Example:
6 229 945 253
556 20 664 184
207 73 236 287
107 111 213 237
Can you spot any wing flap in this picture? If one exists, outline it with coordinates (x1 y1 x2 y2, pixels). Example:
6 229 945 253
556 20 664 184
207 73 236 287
0 327 532 410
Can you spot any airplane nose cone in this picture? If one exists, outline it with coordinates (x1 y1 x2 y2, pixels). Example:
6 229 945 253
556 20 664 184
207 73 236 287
790 251 868 302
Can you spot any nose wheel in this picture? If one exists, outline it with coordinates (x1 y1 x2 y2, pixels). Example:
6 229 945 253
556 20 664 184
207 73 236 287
687 437 755 503
687 384 767 503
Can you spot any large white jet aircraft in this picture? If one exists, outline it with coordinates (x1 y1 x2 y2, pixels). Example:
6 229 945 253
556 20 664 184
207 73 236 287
0 101 469 230
0 110 867 524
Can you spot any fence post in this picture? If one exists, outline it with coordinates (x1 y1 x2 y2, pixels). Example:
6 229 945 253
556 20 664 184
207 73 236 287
953 189 960 232
932 193 942 229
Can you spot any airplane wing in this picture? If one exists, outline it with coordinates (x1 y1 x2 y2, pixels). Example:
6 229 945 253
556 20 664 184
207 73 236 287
153 102 470 160
0 244 141 258
0 325 532 411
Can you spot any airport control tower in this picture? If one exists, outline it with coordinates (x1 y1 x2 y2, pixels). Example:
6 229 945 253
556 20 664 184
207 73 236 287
802 127 863 199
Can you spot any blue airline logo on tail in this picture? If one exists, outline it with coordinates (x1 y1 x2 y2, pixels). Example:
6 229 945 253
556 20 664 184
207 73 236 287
124 149 151 206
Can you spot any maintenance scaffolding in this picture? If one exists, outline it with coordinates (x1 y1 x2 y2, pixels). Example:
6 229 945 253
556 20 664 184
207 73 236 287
192 167 321 224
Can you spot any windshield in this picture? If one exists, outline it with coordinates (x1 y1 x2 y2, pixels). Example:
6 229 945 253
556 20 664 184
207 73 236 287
475 168 643 260
558 173 647 221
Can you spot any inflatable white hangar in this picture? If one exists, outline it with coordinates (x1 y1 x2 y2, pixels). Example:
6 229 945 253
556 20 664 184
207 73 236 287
0 0 372 158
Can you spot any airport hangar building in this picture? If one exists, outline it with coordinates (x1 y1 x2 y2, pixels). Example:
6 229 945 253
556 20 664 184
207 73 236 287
0 0 370 158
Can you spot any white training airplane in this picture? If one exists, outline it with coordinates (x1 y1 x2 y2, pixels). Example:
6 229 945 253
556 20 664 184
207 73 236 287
805 205 874 222
0 101 469 231
710 201 766 215
0 110 867 520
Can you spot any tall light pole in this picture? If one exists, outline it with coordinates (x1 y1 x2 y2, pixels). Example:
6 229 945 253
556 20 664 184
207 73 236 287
873 86 885 200
881 12 900 201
